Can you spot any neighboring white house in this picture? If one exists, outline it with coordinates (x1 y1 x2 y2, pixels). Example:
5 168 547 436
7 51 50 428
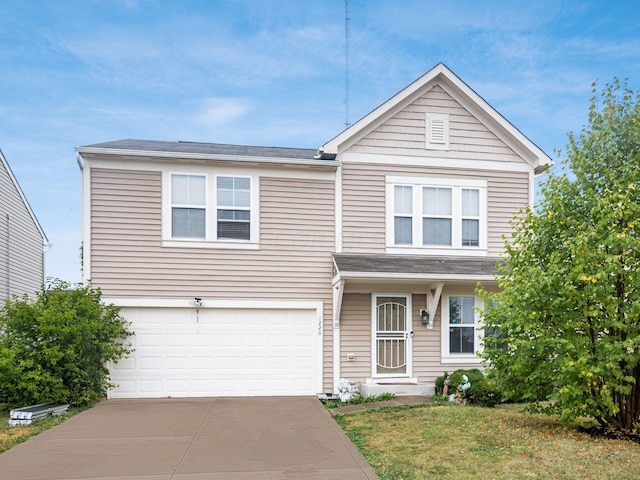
0 149 49 300
76 63 551 398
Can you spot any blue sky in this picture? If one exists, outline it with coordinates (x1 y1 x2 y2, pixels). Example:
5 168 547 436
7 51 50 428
1 0 639 283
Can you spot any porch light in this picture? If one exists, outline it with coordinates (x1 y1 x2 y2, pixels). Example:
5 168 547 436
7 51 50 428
420 309 430 324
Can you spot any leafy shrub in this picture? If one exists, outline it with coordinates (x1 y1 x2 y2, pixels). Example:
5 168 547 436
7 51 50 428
479 80 640 433
437 369 485 395
0 279 133 406
435 369 504 407
467 377 503 407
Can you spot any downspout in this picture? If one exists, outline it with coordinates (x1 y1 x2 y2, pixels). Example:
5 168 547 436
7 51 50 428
6 213 10 299
76 152 88 281
332 277 345 393
42 240 52 283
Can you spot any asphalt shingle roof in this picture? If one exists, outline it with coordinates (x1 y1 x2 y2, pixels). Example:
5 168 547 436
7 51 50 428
332 253 501 277
80 139 326 161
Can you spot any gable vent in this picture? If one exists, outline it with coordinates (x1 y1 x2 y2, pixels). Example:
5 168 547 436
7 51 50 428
426 113 449 150
430 119 446 143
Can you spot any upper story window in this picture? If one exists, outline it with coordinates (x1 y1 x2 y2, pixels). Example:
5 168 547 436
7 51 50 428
461 188 480 247
387 176 487 256
425 113 449 150
393 185 413 245
423 186 452 245
171 174 206 239
217 176 251 240
163 172 258 249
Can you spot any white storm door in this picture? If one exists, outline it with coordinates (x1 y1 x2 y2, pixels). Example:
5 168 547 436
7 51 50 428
373 294 411 377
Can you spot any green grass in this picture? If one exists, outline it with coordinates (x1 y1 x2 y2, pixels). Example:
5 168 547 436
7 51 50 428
334 403 640 480
322 392 396 409
0 405 85 454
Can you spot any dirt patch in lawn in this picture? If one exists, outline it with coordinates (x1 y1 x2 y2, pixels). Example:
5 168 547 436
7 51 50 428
577 425 640 444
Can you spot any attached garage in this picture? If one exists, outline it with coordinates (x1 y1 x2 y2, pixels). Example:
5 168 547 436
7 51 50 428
108 302 323 398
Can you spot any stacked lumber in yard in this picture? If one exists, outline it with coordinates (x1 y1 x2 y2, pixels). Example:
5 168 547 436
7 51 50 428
8 403 70 426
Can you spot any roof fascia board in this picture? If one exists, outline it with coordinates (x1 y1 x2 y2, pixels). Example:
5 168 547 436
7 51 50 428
435 71 552 172
322 64 446 155
0 149 49 244
75 146 340 169
338 271 496 282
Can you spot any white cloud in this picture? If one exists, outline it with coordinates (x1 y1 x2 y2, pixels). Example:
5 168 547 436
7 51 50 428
194 97 254 127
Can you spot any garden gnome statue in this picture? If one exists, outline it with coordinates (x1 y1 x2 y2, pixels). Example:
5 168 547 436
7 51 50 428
460 375 471 393
443 376 450 396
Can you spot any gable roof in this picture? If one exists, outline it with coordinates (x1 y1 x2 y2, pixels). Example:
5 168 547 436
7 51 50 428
320 63 552 175
77 139 338 168
0 149 48 244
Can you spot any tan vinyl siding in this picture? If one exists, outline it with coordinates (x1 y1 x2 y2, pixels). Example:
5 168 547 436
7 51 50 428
339 293 372 384
90 169 334 298
341 162 529 255
89 168 336 391
411 294 444 385
0 162 44 300
487 172 530 250
348 85 526 163
339 293 451 386
341 168 386 253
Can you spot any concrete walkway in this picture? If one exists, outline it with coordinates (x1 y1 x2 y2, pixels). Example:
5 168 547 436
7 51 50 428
0 397 379 480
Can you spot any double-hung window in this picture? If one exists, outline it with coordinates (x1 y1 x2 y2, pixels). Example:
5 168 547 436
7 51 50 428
441 294 483 363
393 186 413 245
448 296 476 354
165 172 257 248
423 187 452 245
217 176 251 240
387 176 487 255
171 174 206 239
461 188 480 247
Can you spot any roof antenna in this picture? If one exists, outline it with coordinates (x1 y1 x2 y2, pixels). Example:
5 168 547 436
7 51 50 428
344 0 351 128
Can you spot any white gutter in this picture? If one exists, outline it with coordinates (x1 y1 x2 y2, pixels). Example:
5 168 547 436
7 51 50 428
76 151 84 170
338 272 496 282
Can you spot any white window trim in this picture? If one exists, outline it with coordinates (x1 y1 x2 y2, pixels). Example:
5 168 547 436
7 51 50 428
162 171 260 249
441 293 483 364
386 176 487 256
371 293 412 379
426 113 449 150
215 174 253 242
170 173 208 240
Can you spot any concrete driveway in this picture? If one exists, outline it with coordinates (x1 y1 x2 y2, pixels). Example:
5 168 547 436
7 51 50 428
0 397 379 480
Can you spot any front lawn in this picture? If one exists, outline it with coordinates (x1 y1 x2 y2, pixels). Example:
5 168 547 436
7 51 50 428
334 403 640 480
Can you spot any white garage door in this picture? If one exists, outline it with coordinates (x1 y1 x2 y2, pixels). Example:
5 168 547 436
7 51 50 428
109 306 322 398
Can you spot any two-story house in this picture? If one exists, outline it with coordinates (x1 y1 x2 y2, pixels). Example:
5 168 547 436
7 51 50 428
77 63 550 399
0 149 49 301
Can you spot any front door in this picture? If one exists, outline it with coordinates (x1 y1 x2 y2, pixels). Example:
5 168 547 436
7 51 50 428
373 295 411 377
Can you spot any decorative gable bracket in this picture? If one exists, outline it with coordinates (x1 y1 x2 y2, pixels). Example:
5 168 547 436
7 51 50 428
424 283 444 330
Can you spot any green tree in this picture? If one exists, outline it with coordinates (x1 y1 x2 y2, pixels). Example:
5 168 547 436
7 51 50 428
480 78 640 433
0 279 133 406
